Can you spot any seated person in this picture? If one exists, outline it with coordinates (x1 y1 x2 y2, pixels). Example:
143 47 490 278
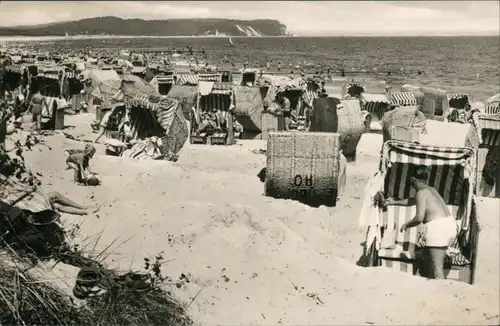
196 109 220 135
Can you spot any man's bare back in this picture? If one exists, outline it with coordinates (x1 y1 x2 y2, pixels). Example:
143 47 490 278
417 186 451 224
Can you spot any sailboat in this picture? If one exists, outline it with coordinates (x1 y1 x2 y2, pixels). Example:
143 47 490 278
228 34 234 47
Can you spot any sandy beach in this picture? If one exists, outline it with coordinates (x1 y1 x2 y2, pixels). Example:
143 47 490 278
7 113 498 325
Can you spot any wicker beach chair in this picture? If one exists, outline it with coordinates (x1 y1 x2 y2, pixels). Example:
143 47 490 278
369 141 480 284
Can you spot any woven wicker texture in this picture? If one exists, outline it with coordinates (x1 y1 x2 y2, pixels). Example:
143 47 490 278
233 86 265 132
166 85 197 120
421 87 447 116
338 99 365 157
382 106 426 143
265 132 340 207
261 113 284 140
413 91 426 113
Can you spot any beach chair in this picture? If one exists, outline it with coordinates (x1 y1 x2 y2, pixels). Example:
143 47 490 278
370 140 480 284
468 113 500 198
360 93 390 133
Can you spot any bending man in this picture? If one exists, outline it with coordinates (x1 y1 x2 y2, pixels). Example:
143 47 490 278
66 144 96 184
385 165 457 279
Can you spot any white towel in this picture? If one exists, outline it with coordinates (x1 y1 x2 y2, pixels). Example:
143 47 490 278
338 152 347 197
358 172 384 229
56 98 69 110
42 97 56 117
359 172 385 251
198 81 214 96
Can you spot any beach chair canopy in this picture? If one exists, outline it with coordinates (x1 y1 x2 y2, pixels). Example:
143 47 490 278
446 92 470 110
119 74 159 101
131 66 147 75
473 114 500 147
381 140 475 207
176 73 198 86
485 93 500 114
343 81 366 97
126 95 187 155
4 64 24 74
390 92 417 106
258 74 303 91
197 73 220 82
240 68 260 74
361 93 390 119
198 82 233 112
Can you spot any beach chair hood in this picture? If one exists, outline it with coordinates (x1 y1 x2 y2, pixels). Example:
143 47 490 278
381 141 475 217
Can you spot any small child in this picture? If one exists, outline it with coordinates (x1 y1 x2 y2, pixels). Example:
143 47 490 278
66 144 96 184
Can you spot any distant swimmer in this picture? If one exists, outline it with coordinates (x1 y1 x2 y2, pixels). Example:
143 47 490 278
476 73 480 79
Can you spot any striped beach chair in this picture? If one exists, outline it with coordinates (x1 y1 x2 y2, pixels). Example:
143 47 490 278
374 141 480 283
390 92 417 107
485 93 500 115
469 114 500 197
361 93 390 123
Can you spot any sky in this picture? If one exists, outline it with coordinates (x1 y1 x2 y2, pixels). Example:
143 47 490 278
0 1 498 36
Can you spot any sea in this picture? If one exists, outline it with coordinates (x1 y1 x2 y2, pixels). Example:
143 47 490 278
2 36 499 100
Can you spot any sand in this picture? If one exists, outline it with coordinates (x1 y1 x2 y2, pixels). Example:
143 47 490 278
8 113 499 325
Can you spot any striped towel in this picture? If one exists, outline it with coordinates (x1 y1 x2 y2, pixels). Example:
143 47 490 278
0 175 53 213
122 141 148 159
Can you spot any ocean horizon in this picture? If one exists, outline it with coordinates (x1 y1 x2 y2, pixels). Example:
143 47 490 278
2 35 499 100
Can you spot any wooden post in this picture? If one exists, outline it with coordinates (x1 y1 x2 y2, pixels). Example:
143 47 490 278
227 109 234 145
54 107 65 130
496 156 500 198
0 120 6 151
